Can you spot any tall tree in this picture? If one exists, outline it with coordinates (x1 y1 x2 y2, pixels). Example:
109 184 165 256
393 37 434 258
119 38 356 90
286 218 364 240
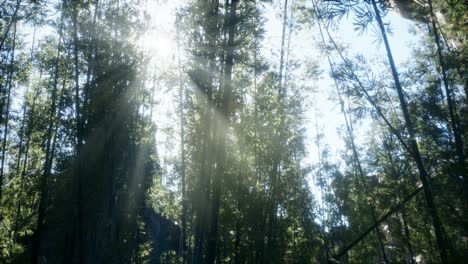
370 1 448 262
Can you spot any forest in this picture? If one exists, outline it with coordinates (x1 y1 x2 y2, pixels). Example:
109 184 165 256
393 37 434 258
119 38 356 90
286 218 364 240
0 0 467 263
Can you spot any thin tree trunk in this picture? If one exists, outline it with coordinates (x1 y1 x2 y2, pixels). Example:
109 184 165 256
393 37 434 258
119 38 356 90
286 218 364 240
370 1 448 262
400 208 415 264
176 12 187 264
339 87 390 264
0 21 17 205
193 1 220 262
311 0 413 156
0 0 21 53
71 1 85 262
206 1 237 263
31 15 64 263
12 73 41 244
427 0 467 203
314 102 328 261
430 3 468 100
329 59 390 263
383 136 416 264
14 22 35 175
10 27 37 251
278 0 288 95
233 173 242 263
266 1 289 261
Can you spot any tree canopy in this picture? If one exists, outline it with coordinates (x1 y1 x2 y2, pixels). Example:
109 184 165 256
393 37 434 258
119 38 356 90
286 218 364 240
0 0 467 263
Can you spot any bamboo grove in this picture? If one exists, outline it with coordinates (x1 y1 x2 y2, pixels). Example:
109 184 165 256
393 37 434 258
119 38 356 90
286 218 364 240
0 0 466 263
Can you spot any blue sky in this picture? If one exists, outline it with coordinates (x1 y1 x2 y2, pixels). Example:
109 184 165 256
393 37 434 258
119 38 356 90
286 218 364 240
259 2 420 163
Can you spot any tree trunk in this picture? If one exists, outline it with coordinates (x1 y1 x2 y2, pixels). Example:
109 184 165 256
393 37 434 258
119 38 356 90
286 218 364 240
427 0 467 205
31 15 64 263
383 136 416 264
0 0 20 53
206 1 237 263
339 87 390 264
266 1 289 261
0 21 16 205
193 1 220 262
70 1 85 262
313 7 389 261
176 12 188 264
12 70 41 247
370 1 449 262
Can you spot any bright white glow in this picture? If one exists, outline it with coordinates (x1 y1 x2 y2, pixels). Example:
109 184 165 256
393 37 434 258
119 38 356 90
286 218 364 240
140 28 176 64
138 1 183 190
138 0 182 66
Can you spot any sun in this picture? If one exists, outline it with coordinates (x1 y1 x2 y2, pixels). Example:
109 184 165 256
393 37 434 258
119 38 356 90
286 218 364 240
140 27 176 64
138 1 180 66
